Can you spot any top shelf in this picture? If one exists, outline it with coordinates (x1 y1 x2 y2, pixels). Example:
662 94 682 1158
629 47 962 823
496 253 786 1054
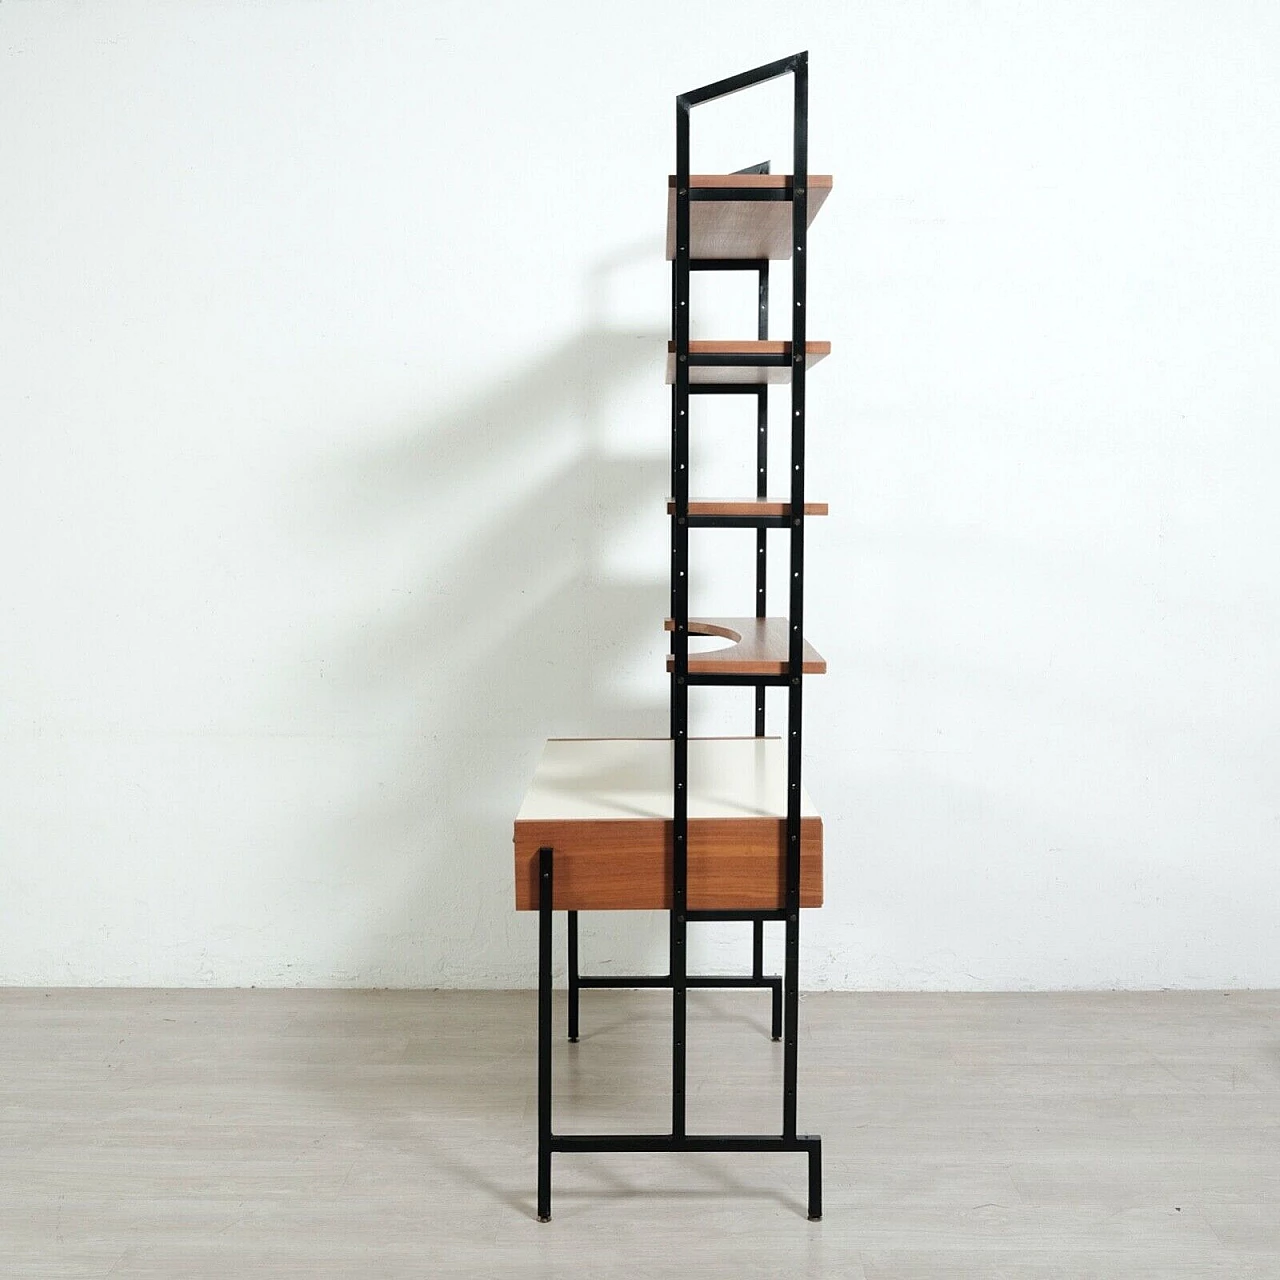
666 174 833 261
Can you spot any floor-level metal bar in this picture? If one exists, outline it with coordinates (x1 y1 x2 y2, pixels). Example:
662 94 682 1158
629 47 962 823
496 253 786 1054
549 1133 823 1221
551 1134 820 1154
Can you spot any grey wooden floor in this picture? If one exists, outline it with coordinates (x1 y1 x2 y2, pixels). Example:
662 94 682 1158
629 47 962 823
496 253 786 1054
2 988 1278 1277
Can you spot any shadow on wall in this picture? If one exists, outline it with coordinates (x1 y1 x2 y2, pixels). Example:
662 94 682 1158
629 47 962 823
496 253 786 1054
304 244 670 986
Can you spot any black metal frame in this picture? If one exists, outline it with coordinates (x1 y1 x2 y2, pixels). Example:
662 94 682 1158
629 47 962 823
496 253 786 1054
536 51 820 1224
538 848 821 1224
566 909 783 1043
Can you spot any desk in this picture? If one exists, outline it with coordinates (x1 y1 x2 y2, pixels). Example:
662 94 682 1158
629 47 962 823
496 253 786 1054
513 736 823 912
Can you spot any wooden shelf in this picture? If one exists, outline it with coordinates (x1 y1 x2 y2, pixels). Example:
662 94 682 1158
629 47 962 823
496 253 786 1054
667 498 828 518
666 174 833 260
665 339 831 385
664 617 827 675
513 736 823 911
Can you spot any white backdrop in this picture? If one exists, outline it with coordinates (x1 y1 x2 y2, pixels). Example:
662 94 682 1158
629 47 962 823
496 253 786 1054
3 1 1278 988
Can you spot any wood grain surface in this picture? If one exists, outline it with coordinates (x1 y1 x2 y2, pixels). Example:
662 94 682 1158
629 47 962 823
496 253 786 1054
663 617 827 676
665 174 833 259
666 498 829 517
513 814 823 910
665 340 831 385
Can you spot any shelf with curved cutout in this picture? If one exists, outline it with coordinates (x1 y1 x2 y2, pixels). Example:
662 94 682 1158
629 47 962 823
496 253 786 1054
663 616 826 676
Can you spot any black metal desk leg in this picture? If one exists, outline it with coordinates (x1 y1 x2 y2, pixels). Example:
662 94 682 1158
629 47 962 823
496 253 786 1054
567 910 579 1043
752 920 783 1039
808 1138 823 1220
537 847 553 1222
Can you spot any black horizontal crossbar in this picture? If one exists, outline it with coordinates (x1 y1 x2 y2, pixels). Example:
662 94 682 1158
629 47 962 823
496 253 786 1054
551 1133 820 1154
689 383 767 396
577 974 780 990
690 352 789 367
688 187 792 202
686 515 790 529
687 909 788 922
685 672 795 687
690 258 770 272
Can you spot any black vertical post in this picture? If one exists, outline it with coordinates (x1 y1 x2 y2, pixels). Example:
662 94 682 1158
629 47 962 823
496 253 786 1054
808 1139 823 1220
567 910 579 1043
671 94 692 1141
754 266 769 740
783 51 808 1144
537 847 554 1222
753 257 770 1039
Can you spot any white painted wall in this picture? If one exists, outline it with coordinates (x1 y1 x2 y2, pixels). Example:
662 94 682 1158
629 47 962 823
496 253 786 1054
3 2 1278 989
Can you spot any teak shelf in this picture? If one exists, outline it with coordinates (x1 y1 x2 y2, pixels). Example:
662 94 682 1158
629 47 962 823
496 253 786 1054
513 51 829 1222
665 498 829 518
664 339 831 384
663 617 827 675
665 174 833 259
